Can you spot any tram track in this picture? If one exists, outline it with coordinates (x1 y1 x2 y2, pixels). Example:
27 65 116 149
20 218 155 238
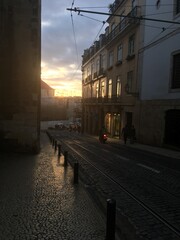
58 138 180 240
47 130 180 239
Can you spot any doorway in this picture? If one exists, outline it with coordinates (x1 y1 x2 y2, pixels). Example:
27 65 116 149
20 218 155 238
164 109 180 148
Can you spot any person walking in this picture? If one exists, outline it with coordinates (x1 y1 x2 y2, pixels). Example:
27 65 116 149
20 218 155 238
122 124 129 144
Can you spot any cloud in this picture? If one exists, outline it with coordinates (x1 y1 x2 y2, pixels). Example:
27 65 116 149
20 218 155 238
41 0 110 96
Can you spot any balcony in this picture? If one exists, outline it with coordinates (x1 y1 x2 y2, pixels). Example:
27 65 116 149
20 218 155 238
82 6 140 64
106 6 140 44
82 95 123 104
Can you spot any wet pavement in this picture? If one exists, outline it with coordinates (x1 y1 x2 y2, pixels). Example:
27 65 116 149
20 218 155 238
0 132 106 240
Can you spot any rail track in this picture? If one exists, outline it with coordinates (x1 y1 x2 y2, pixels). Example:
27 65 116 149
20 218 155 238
48 131 180 240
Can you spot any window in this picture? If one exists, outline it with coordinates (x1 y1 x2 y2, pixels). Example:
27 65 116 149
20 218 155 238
128 34 135 56
111 22 116 31
109 51 114 67
91 62 95 78
96 83 99 98
120 10 125 30
117 44 123 62
86 67 90 81
172 53 180 89
132 0 136 9
175 0 180 14
100 81 105 97
126 71 133 93
100 54 106 73
96 59 100 76
111 22 116 38
108 79 112 98
116 76 121 97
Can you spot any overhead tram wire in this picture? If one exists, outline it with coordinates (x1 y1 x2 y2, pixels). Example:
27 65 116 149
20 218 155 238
70 14 107 81
66 8 180 25
70 9 79 72
78 13 106 23
68 5 107 73
69 0 81 81
79 4 176 8
93 21 106 43
71 0 75 8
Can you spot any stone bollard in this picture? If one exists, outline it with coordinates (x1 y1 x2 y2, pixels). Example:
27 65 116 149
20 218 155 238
74 162 79 184
106 199 116 240
64 151 68 167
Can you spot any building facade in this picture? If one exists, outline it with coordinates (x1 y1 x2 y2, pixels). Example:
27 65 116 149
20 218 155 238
82 0 180 148
138 0 180 148
0 0 41 153
82 0 141 138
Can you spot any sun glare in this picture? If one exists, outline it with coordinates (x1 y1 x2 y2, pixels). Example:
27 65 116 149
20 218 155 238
41 62 82 97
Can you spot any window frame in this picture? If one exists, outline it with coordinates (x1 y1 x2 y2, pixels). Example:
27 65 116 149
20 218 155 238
116 76 122 97
96 82 99 98
126 71 133 94
108 79 112 98
175 0 180 15
117 44 123 63
171 52 180 90
108 51 114 68
128 34 135 56
100 80 105 98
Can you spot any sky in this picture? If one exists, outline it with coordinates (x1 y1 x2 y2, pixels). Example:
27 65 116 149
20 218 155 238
41 0 111 97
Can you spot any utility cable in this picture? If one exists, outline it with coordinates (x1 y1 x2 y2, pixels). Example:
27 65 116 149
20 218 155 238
71 0 75 8
78 13 106 23
93 21 106 43
70 11 79 70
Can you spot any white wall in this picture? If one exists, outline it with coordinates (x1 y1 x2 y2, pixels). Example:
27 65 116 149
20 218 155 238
140 0 180 100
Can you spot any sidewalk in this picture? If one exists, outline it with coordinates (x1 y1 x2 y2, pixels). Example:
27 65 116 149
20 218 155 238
0 132 106 240
100 136 180 160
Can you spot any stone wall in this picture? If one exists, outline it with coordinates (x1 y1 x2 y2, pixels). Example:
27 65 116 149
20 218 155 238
0 0 41 153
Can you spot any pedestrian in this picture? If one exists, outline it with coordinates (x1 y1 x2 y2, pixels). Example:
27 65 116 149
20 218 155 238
121 124 129 144
130 125 136 144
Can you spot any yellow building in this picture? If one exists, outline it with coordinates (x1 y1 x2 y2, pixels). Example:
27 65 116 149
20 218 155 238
82 0 141 138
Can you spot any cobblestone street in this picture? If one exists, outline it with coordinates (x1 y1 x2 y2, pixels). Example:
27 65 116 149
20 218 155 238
0 132 105 240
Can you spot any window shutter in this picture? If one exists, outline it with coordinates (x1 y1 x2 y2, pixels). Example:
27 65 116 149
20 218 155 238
172 53 180 89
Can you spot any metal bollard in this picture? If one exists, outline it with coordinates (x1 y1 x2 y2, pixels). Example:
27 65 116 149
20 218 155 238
54 140 57 152
106 199 116 240
74 162 79 184
58 144 61 157
52 138 55 147
64 151 68 167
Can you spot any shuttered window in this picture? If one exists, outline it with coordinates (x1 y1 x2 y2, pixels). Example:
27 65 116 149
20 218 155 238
172 53 180 89
176 0 180 14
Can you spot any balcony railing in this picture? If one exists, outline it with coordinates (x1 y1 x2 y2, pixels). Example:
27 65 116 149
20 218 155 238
82 95 123 104
106 6 140 44
82 6 140 64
